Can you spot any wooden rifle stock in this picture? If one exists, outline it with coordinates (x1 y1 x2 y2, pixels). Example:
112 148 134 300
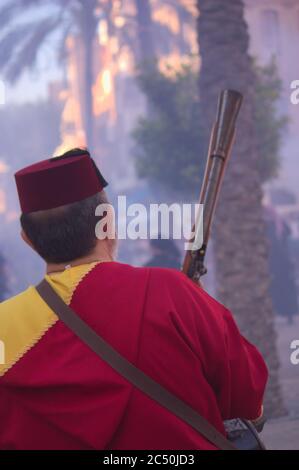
182 89 243 282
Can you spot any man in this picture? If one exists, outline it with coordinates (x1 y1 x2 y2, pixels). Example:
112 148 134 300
0 148 267 450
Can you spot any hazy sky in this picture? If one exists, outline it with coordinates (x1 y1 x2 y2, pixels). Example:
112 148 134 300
3 68 62 105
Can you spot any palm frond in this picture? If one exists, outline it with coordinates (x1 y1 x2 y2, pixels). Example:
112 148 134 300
0 2 22 25
4 17 62 82
0 25 34 68
0 0 89 83
0 0 67 30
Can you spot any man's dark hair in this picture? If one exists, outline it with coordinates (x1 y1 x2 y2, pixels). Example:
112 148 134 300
51 147 90 160
20 148 108 264
21 192 107 264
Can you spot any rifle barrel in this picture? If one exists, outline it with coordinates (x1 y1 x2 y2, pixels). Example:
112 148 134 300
182 89 243 281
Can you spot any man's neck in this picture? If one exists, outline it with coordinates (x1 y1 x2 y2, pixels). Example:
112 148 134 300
46 244 114 275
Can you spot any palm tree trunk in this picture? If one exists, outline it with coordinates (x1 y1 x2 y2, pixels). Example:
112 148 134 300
80 0 97 153
134 0 155 65
197 0 285 417
134 0 156 117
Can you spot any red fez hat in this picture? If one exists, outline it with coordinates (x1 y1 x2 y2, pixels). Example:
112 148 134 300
15 152 108 213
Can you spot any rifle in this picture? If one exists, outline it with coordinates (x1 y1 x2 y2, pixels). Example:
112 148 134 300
182 89 266 450
182 89 242 282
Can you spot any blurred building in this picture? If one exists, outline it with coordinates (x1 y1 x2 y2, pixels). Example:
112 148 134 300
244 0 299 193
245 0 299 129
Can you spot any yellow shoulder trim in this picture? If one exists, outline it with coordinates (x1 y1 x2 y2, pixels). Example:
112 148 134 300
0 262 97 377
0 287 57 377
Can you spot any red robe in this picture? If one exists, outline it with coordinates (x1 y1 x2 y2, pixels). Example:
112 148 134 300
0 262 268 449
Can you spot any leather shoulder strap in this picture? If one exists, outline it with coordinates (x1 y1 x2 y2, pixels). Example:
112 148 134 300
35 279 236 451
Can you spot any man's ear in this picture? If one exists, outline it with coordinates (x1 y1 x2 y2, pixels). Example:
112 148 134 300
21 229 35 251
